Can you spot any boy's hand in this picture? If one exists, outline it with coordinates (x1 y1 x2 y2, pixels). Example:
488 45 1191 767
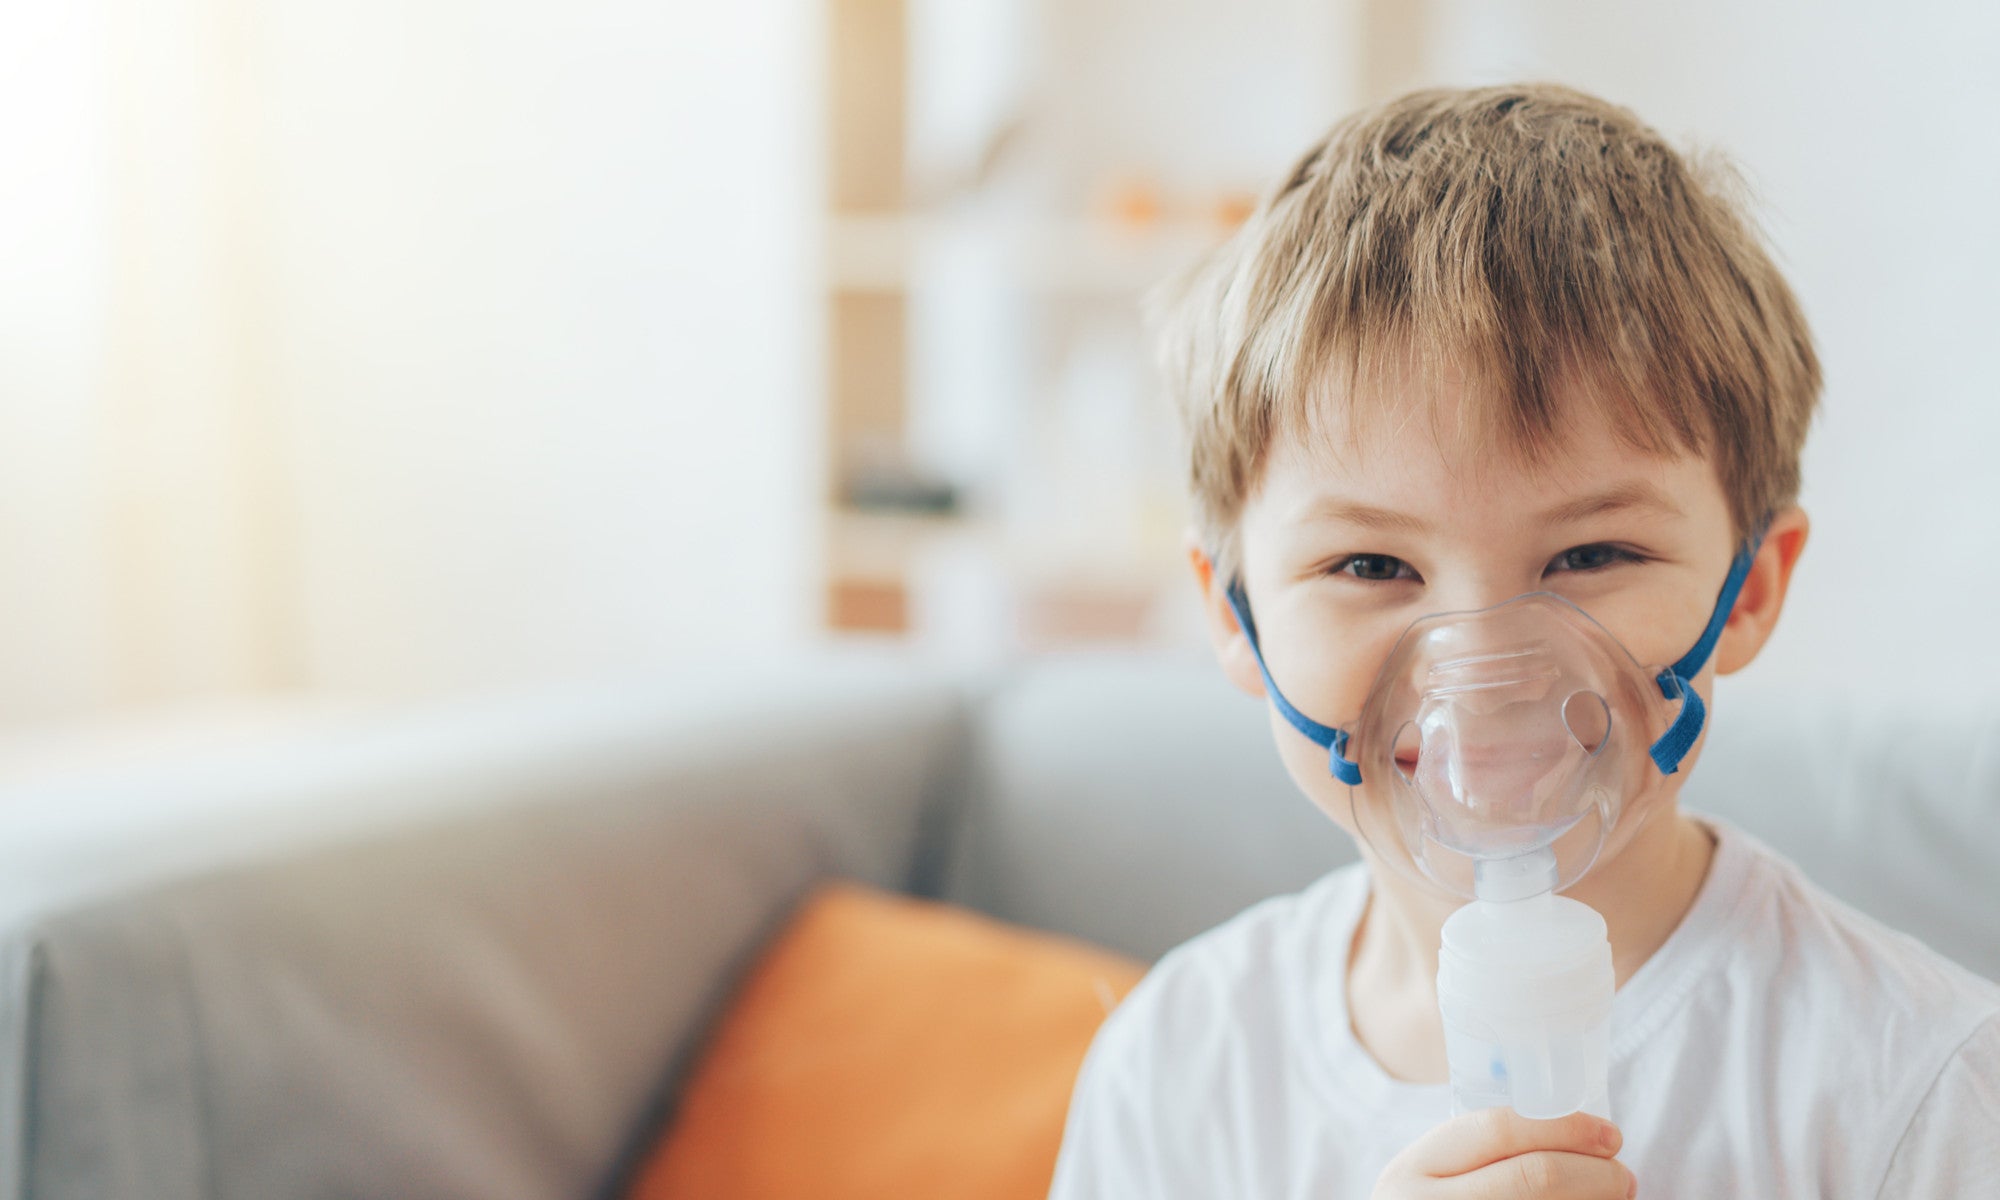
1372 1109 1637 1199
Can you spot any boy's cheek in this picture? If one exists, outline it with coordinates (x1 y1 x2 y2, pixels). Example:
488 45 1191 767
1257 609 1402 725
1251 616 1410 836
1605 592 1721 674
1266 711 1368 838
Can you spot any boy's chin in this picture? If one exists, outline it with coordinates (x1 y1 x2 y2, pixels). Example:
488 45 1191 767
1305 774 1696 901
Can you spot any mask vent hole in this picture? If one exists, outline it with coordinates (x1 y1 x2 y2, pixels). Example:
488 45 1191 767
1391 721 1420 781
1562 690 1611 756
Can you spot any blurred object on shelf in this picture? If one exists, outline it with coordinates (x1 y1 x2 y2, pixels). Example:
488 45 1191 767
1096 178 1262 234
828 579 909 634
840 455 961 516
1102 176 1163 229
1209 190 1258 231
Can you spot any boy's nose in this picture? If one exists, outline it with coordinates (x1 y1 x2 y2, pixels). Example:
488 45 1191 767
1428 575 1547 614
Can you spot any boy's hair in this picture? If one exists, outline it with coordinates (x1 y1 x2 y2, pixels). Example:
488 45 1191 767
1151 82 1821 583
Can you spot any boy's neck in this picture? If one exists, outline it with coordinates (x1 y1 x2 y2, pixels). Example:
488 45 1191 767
1344 811 1719 1084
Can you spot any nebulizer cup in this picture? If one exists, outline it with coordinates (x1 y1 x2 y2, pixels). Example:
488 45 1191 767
1348 593 1683 1121
1436 851 1615 1119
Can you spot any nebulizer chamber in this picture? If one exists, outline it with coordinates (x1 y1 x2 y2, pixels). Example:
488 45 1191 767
1350 595 1664 1121
1436 852 1615 1119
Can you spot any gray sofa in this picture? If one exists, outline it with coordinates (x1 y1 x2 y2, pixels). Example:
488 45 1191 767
2 648 1994 1199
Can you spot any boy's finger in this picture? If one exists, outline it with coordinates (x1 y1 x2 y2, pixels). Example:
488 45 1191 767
1396 1108 1622 1178
1447 1150 1636 1200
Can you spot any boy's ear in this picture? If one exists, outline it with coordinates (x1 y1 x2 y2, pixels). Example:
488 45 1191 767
1714 506 1810 676
1184 526 1268 700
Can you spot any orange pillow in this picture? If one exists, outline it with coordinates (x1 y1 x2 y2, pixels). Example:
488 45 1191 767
628 880 1148 1200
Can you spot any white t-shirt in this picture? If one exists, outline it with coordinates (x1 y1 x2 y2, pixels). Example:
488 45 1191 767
1049 814 2000 1198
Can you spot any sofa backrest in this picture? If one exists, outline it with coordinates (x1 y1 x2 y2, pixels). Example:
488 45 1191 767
938 650 1354 963
939 651 2000 982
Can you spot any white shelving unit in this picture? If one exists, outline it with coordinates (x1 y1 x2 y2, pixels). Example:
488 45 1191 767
817 0 1362 654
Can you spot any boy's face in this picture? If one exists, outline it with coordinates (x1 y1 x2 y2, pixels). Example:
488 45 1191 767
1190 365 1809 856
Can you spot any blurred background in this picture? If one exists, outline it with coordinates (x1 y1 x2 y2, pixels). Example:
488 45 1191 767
3 0 1997 747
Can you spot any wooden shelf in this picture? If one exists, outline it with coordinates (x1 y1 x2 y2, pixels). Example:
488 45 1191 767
817 0 1209 647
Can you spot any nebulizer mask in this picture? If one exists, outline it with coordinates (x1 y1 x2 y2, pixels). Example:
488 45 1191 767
1224 539 1758 1119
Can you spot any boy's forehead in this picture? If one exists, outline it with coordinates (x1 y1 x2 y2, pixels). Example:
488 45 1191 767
1263 374 1720 527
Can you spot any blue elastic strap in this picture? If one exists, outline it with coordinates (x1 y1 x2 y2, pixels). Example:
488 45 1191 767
1223 578 1365 785
1646 535 1762 775
1224 534 1763 787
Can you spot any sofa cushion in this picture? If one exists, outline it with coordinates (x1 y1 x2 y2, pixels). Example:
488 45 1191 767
629 880 1145 1199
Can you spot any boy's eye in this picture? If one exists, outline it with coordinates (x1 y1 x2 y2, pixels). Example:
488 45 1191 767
1547 543 1641 574
1331 553 1417 582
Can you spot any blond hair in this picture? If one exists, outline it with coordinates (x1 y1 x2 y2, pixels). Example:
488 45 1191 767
1151 83 1821 583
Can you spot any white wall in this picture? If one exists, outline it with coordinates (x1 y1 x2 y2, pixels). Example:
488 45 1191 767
0 1 281 720
256 0 822 696
1424 0 2000 701
0 2 821 723
0 7 118 721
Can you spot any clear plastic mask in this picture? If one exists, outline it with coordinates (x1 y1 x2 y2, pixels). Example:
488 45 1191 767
1348 591 1685 901
1221 537 1757 901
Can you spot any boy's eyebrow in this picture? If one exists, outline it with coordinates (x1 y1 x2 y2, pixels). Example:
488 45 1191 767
1295 498 1433 533
1537 481 1685 524
1294 480 1683 534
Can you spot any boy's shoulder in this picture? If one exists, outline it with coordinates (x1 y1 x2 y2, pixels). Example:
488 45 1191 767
1689 813 2000 1017
1615 813 2000 1079
1680 816 1992 1032
1616 815 2000 1193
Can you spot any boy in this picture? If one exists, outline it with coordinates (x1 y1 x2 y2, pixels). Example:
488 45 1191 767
1049 84 2000 1197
